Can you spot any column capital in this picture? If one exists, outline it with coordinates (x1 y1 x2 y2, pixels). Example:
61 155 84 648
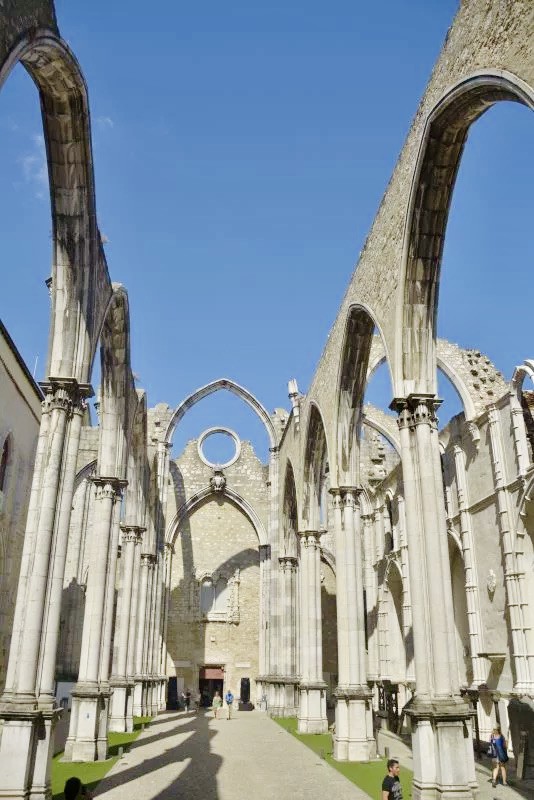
91 476 128 501
40 377 94 416
297 530 321 547
391 394 441 430
141 553 156 567
164 541 175 554
278 555 298 571
120 525 145 544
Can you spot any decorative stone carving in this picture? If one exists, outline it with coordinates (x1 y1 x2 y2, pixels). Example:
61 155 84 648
210 469 226 493
487 569 497 597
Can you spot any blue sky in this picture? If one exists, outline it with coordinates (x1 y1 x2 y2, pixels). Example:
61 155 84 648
1 1 532 463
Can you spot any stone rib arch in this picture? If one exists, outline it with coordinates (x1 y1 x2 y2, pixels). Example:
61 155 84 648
361 408 400 455
0 29 106 381
166 485 268 548
397 70 534 396
368 335 509 424
302 401 330 529
124 390 149 528
282 459 299 558
320 546 336 576
164 378 276 449
96 284 134 480
336 304 394 488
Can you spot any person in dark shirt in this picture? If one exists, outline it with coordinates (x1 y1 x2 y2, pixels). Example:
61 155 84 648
382 758 403 800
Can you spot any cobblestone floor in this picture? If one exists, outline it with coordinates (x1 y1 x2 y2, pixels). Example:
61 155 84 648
94 710 373 800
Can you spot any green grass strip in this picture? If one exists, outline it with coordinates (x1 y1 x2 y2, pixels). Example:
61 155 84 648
52 716 152 799
273 717 413 800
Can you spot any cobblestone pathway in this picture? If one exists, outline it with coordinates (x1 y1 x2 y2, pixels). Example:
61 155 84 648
95 710 373 800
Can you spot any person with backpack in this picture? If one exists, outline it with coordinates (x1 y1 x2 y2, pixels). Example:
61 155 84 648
225 689 234 720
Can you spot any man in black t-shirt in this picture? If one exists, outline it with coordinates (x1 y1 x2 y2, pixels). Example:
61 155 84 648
382 759 403 800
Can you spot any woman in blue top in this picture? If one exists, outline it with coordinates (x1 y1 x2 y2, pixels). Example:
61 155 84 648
490 726 508 787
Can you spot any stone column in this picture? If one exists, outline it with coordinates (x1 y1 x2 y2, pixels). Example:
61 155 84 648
362 513 379 681
278 556 298 716
397 496 415 682
333 489 374 761
452 444 486 686
487 406 533 690
133 554 152 716
159 542 174 709
65 476 126 762
0 379 90 800
257 543 271 704
267 445 280 709
150 553 164 715
297 531 327 733
126 532 143 729
109 526 144 732
392 395 476 800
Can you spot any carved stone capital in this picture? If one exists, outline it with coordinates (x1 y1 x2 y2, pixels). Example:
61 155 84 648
40 377 94 417
391 394 441 431
279 555 298 572
120 525 145 544
298 530 321 549
92 476 128 502
141 553 156 568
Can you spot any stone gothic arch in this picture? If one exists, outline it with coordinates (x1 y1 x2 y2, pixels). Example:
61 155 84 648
282 460 299 559
164 378 277 449
398 71 534 396
166 484 268 548
302 402 330 530
336 305 393 488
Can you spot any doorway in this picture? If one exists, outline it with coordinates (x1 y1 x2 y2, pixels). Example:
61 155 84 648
199 666 224 707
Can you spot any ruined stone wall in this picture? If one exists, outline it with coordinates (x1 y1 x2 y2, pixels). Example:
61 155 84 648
286 0 534 496
164 437 269 701
0 327 41 691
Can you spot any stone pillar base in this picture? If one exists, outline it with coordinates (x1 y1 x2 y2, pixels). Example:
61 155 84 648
132 679 144 717
407 699 477 800
334 687 375 762
64 689 107 762
109 683 128 733
0 706 60 799
298 682 327 733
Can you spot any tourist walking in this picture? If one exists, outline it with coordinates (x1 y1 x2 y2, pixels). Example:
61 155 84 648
184 689 191 712
225 689 234 719
489 726 509 787
382 759 403 800
212 690 223 719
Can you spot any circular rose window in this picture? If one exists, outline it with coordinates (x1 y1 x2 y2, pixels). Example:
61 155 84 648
197 426 241 469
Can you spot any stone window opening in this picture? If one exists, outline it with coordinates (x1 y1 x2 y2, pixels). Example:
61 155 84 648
200 576 230 622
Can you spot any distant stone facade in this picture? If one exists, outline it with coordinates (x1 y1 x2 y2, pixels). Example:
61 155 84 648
164 438 269 702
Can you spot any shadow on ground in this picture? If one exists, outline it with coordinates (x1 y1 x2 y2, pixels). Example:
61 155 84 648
94 710 221 800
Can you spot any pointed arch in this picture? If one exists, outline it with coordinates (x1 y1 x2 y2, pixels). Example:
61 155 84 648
282 459 299 558
164 378 276 448
96 285 134 479
0 31 107 381
398 71 534 396
302 402 330 529
165 484 268 547
336 304 394 487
